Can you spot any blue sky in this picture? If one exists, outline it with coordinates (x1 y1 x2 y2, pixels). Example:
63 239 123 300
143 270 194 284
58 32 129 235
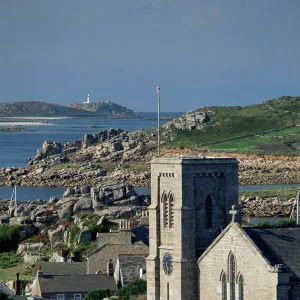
1 0 299 112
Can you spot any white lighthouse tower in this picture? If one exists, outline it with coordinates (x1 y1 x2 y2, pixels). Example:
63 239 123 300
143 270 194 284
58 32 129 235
86 94 90 103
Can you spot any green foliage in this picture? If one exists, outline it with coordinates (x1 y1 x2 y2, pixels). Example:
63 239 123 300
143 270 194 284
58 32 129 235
0 225 22 252
69 225 80 246
83 289 110 300
87 219 118 240
117 279 147 300
163 96 300 155
0 251 21 269
254 219 296 228
239 188 299 200
71 241 97 261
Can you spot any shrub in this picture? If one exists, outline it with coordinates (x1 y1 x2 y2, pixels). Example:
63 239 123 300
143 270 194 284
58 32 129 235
69 225 80 246
0 225 22 252
117 279 147 300
83 289 110 300
0 251 21 268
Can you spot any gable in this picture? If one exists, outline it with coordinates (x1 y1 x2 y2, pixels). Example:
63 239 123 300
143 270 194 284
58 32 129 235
198 222 272 269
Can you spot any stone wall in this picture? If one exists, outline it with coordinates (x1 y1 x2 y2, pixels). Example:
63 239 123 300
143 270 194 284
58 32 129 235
198 224 278 300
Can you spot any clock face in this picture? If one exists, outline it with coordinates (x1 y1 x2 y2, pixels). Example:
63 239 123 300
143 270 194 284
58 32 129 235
162 252 173 275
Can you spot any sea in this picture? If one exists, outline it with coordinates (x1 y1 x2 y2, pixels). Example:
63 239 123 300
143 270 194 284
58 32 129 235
0 111 299 220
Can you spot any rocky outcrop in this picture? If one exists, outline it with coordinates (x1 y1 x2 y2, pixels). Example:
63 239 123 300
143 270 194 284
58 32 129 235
163 110 210 131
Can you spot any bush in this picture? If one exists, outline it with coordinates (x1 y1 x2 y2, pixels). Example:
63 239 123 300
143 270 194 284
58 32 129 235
0 225 22 252
69 225 80 246
0 251 21 269
83 289 110 300
117 279 147 300
255 219 296 228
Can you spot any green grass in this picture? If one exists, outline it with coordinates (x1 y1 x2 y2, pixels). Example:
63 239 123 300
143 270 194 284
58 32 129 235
0 264 33 281
0 251 21 269
239 188 299 199
163 96 300 155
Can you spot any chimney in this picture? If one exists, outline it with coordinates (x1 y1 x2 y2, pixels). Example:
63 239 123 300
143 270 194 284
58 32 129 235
15 273 21 295
118 220 132 244
107 259 114 276
37 265 43 277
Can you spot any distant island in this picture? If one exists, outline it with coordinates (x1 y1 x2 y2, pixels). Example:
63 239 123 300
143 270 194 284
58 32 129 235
0 100 139 118
70 100 140 119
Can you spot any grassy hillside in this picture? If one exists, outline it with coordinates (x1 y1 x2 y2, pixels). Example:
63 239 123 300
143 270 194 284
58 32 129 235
163 96 300 155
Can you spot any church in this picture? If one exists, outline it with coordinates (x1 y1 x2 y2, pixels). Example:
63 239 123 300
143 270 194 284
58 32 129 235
146 156 300 300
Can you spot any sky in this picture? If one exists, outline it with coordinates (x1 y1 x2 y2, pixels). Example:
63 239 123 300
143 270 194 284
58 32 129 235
1 0 300 112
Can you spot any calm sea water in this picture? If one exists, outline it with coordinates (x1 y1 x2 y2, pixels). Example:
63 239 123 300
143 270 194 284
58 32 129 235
0 112 183 168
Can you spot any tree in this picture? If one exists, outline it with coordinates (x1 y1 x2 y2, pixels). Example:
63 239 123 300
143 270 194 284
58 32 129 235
117 279 147 300
83 289 110 300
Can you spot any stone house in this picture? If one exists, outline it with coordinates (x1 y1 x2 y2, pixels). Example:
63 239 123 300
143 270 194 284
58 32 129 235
87 221 149 275
114 252 147 287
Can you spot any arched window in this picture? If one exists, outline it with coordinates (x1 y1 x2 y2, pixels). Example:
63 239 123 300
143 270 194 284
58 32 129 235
205 195 213 228
169 194 175 228
229 253 236 300
162 193 169 228
238 274 244 300
221 272 227 300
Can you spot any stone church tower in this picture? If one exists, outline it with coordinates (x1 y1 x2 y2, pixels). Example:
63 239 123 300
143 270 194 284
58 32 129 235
147 156 239 300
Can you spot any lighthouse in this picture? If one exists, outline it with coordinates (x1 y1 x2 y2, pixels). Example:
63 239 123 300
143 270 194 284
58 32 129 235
84 95 91 104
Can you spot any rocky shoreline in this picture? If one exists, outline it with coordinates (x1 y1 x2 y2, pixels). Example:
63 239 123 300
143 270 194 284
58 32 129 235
1 128 300 188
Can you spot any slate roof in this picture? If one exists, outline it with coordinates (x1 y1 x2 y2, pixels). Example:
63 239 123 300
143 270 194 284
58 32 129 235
38 274 117 293
118 253 147 285
244 227 300 278
33 262 86 276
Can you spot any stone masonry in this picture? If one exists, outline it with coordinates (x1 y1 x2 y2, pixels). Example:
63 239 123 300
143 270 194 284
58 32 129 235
147 156 238 300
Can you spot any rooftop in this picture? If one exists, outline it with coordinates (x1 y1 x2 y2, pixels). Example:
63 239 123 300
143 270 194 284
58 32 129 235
245 226 300 278
38 274 117 293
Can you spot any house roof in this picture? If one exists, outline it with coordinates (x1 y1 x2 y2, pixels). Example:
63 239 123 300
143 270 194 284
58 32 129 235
244 227 300 278
117 253 147 285
87 243 149 275
33 262 86 276
38 274 117 293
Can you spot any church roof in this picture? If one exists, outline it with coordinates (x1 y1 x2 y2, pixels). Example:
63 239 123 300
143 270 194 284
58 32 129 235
244 226 300 278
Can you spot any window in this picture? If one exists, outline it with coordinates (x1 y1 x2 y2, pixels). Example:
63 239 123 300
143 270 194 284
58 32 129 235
57 295 65 300
162 192 175 229
169 194 175 228
162 193 169 228
238 275 244 300
221 272 227 300
205 195 213 228
229 254 236 300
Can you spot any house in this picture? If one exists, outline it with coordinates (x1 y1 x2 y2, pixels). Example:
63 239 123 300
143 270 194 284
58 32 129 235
87 221 149 275
31 272 117 300
114 252 147 287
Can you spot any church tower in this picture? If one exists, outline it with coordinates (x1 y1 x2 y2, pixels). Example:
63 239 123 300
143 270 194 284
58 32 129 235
147 156 238 300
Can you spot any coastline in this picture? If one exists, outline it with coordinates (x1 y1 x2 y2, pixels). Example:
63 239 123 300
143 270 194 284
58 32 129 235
0 121 56 126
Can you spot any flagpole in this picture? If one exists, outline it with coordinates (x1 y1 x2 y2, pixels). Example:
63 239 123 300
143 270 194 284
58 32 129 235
157 87 161 156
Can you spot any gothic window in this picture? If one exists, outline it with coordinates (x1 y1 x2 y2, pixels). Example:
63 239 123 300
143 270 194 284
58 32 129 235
221 272 227 300
229 253 236 300
205 195 213 228
238 274 244 300
162 193 169 228
169 194 175 228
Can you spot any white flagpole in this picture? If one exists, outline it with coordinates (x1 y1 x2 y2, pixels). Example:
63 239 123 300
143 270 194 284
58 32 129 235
157 87 161 156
